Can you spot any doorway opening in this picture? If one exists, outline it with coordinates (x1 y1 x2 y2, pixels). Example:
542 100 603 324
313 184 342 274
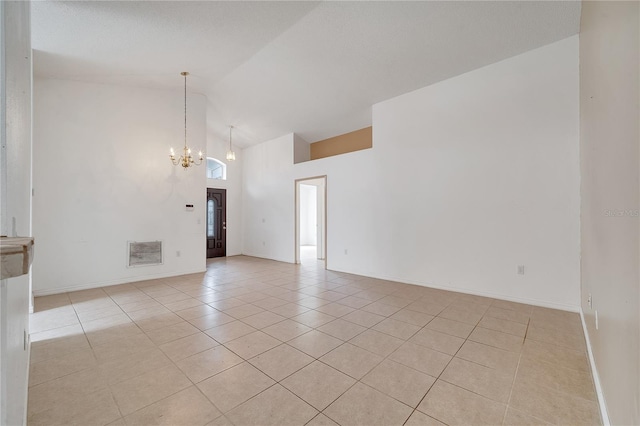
206 188 226 258
295 176 327 266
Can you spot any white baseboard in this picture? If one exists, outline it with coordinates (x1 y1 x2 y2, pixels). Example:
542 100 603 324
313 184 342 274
23 337 30 426
239 252 295 265
579 309 611 426
32 268 207 297
326 264 580 312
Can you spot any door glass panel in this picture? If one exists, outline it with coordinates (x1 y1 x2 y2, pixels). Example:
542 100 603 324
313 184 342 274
207 199 215 237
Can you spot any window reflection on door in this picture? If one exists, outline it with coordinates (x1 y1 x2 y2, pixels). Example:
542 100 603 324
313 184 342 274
207 199 215 238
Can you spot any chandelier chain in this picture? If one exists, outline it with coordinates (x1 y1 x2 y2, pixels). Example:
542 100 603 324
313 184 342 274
184 72 187 148
169 71 203 169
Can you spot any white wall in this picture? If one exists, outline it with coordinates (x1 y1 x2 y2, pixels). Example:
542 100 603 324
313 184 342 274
206 109 243 256
579 2 639 424
299 184 317 245
243 36 580 310
0 1 32 424
293 134 310 164
315 178 325 259
242 134 296 262
32 79 207 295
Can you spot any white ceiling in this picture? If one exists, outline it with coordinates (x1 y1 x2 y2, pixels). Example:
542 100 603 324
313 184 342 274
31 1 581 148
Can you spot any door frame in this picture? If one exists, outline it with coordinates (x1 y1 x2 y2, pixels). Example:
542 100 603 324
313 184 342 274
294 175 327 266
206 187 227 258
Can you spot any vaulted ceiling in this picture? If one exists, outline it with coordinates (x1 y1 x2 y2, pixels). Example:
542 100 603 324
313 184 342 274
31 1 581 147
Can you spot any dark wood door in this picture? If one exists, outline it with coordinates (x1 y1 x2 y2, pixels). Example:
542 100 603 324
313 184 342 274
206 188 226 258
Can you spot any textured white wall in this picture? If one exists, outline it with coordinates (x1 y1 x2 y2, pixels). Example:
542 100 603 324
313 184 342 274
579 2 639 424
243 36 580 310
0 1 32 424
32 79 207 295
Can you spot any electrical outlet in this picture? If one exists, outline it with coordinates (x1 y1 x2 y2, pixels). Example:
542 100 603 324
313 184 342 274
176 250 181 257
344 249 348 255
517 265 525 275
587 293 592 308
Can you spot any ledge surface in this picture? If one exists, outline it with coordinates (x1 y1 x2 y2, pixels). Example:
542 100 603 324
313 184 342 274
0 237 34 279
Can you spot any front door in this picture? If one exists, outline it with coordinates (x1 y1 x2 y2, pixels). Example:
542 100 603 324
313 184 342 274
206 188 226 258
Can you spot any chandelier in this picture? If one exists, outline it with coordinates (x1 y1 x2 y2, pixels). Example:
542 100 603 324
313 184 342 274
170 71 203 169
226 125 236 161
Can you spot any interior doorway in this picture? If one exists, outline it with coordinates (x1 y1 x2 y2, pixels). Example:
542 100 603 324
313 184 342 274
206 188 226 258
295 176 326 266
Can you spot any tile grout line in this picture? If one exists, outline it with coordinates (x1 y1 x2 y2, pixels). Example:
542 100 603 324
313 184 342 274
406 308 481 425
406 300 533 425
30 258 593 425
500 316 530 425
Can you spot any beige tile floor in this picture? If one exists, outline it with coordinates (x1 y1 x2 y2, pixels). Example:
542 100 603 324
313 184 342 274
28 255 602 426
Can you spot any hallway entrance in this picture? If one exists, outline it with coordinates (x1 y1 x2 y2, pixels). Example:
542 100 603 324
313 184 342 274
295 176 326 266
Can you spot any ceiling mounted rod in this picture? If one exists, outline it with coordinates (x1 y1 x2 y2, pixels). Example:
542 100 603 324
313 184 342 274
226 125 236 161
169 71 203 169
